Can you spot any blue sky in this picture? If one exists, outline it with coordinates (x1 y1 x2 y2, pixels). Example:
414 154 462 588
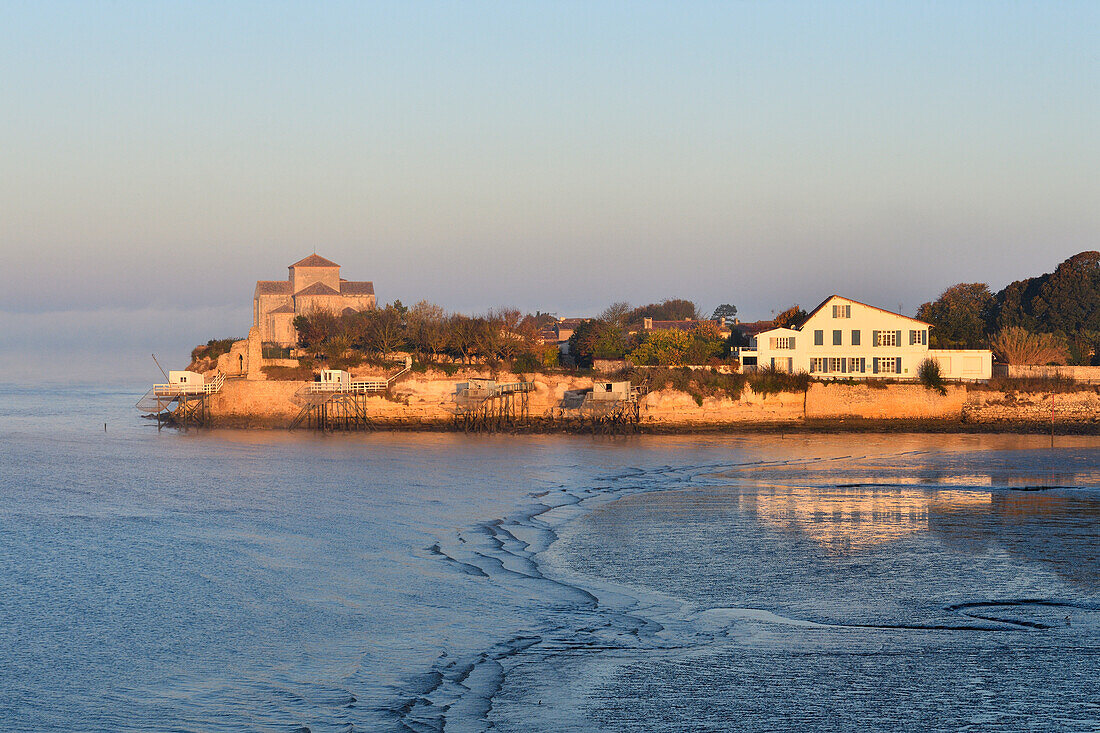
1 2 1098 381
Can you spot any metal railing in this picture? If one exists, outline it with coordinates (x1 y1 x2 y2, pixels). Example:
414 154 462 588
152 373 225 397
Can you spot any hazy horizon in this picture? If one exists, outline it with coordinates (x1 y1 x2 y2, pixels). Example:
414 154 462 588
2 2 1098 382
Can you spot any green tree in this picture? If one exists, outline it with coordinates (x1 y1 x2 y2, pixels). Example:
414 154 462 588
916 283 995 348
710 303 738 321
626 299 700 324
567 320 626 368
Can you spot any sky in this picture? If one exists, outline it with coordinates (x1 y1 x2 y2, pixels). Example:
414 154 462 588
2 1 1098 382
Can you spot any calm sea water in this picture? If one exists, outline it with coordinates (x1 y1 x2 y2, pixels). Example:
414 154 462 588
1 385 1098 731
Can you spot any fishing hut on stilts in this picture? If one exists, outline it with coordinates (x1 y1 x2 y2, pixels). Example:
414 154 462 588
289 357 412 431
561 380 645 434
452 378 533 433
136 371 226 429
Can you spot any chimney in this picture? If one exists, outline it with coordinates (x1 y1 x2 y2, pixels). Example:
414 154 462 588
719 316 726 327
643 317 653 330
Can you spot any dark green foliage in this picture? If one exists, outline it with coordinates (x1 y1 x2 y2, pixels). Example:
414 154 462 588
992 252 1100 363
568 320 627 367
626 299 700 324
917 358 946 394
710 303 738 321
916 283 995 348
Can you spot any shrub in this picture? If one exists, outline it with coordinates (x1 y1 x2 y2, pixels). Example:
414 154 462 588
990 327 1069 365
917 358 947 394
748 366 811 395
191 338 240 362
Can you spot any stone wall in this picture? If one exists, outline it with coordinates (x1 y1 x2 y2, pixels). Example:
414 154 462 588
963 389 1100 423
994 364 1100 384
203 372 1092 429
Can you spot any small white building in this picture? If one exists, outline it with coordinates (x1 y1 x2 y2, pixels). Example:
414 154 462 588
168 371 205 388
317 369 352 390
590 381 633 401
741 295 992 381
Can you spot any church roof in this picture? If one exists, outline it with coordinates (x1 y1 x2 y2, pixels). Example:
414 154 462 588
290 253 340 268
255 280 293 294
269 303 296 314
294 281 342 296
340 280 375 295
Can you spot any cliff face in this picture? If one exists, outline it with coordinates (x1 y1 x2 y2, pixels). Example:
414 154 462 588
199 372 1100 429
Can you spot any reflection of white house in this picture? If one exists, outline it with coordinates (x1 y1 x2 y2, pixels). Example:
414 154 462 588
741 295 992 380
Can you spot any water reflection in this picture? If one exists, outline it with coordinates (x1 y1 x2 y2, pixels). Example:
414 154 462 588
748 486 992 555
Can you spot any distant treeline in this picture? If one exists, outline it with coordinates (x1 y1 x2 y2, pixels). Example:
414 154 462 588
916 251 1100 365
290 298 740 371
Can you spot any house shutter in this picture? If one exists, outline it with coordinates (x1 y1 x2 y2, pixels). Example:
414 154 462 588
896 357 902 373
895 330 902 347
790 337 796 349
872 330 879 347
872 357 879 374
860 358 866 373
841 358 847 374
922 330 928 345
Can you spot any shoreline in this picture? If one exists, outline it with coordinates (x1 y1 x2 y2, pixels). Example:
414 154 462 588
165 415 1100 435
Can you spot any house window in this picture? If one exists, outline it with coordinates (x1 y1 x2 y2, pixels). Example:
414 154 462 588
832 304 851 318
876 331 898 347
848 358 863 373
851 330 861 346
909 329 927 346
771 336 795 350
810 358 823 373
833 330 842 346
877 357 899 374
814 330 824 346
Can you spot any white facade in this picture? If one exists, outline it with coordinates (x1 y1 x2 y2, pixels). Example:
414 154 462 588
742 295 993 381
168 370 205 386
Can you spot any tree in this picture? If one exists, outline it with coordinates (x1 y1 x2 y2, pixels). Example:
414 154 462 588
407 300 448 362
710 304 738 321
773 305 807 330
599 301 633 327
626 299 700 324
916 283 995 349
567 320 626 368
363 304 406 359
447 314 481 363
990 327 1069 365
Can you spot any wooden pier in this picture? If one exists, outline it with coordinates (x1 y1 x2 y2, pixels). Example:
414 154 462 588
289 358 412 431
136 374 226 429
453 380 533 433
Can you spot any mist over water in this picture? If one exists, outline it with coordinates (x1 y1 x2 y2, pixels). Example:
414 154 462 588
1 386 1097 731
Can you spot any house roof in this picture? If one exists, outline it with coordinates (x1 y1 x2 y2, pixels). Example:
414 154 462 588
290 253 340 268
733 319 775 336
294 281 342 297
339 280 375 295
800 295 930 329
255 280 293 294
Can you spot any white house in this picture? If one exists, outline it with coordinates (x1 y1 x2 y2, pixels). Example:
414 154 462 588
741 295 992 381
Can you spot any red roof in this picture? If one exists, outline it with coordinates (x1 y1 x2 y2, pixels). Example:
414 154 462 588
339 281 375 295
294 282 342 296
255 280 293 294
290 254 340 268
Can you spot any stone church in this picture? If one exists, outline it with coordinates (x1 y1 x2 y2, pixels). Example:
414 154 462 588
253 254 376 346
